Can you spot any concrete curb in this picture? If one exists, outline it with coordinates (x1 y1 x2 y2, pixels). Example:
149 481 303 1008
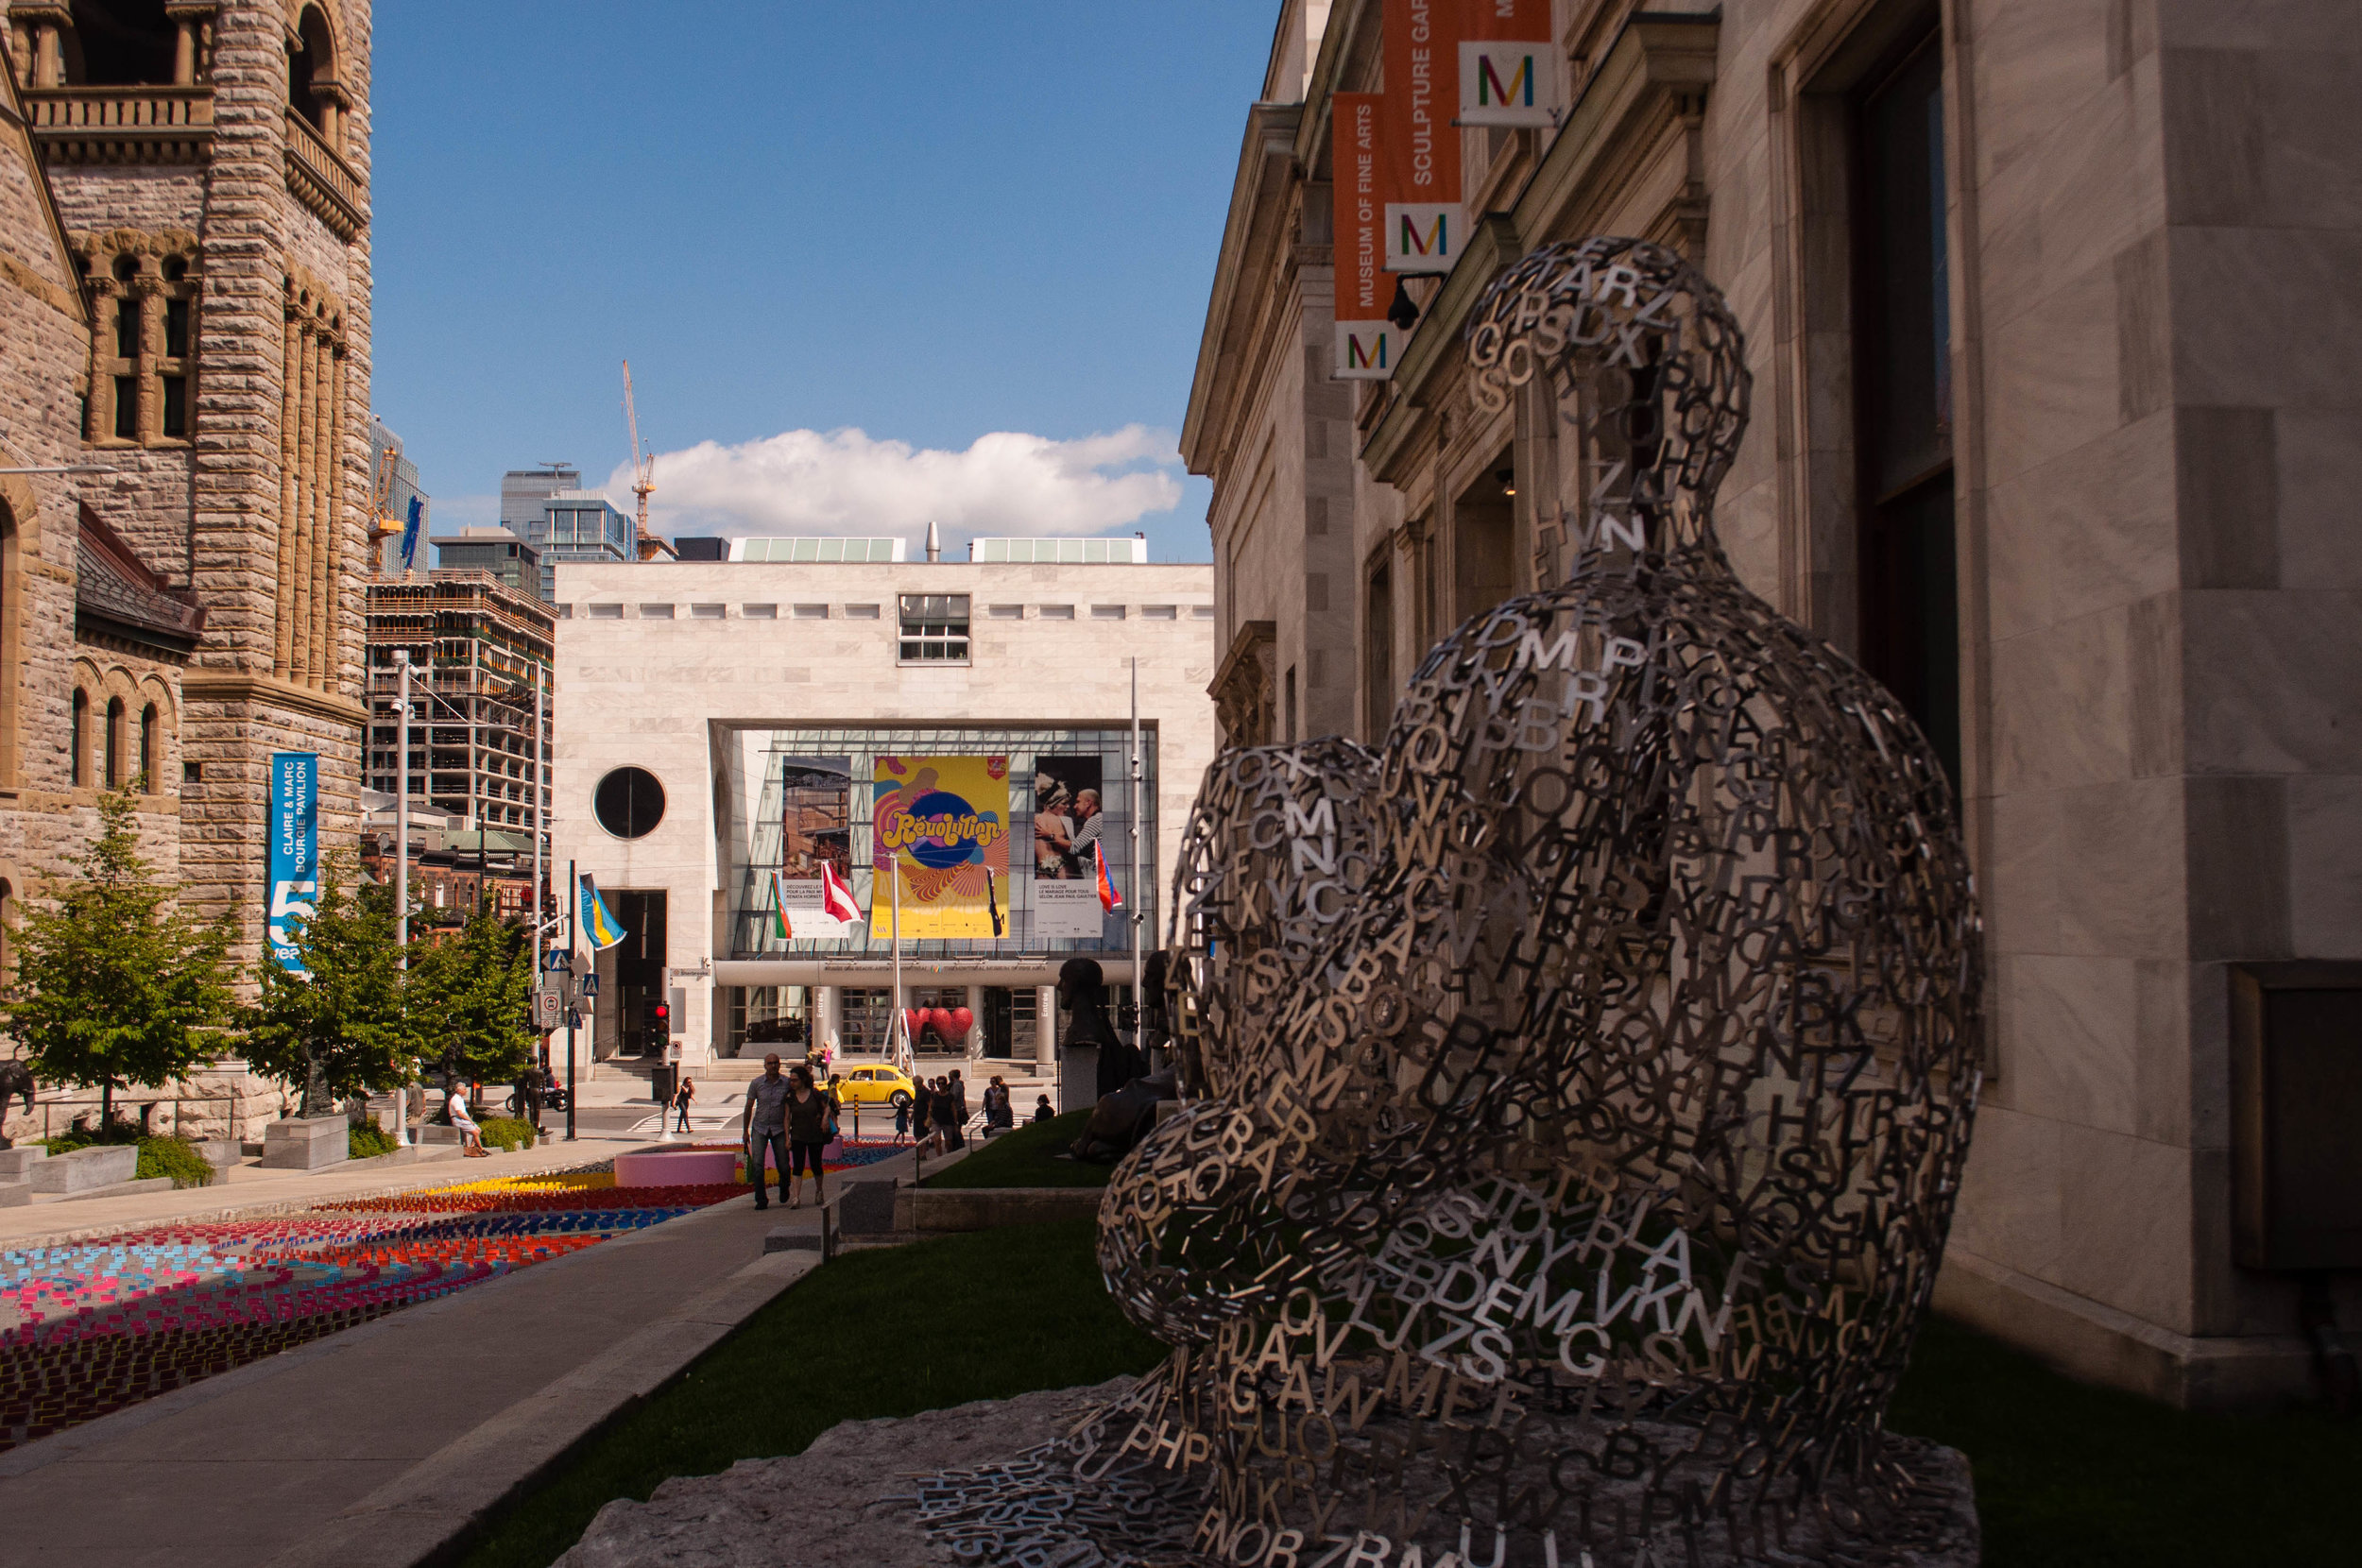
259 1242 819 1568
893 1185 1108 1233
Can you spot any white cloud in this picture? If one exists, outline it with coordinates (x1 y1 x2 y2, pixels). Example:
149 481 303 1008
599 425 1183 542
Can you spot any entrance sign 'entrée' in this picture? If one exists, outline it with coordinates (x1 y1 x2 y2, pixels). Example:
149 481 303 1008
871 755 1009 939
915 239 1984 1568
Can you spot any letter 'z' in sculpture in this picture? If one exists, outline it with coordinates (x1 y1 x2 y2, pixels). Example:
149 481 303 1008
915 239 1983 1567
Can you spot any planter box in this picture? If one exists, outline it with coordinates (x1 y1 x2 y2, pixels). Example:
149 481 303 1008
0 1147 48 1178
31 1144 139 1192
260 1115 349 1170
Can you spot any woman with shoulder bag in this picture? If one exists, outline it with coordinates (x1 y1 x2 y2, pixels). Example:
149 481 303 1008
782 1066 838 1209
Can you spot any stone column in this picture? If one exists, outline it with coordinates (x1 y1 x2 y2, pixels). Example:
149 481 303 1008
273 302 302 677
966 982 985 1061
288 322 318 684
1035 983 1057 1075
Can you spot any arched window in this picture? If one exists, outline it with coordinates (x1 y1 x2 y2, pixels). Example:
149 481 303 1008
288 8 340 142
70 690 88 786
140 704 160 793
105 697 126 789
65 0 177 87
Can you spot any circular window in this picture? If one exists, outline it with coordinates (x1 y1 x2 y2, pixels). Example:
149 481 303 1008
593 767 665 839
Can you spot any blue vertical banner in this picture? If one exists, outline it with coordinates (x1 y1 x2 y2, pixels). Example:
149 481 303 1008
267 752 319 975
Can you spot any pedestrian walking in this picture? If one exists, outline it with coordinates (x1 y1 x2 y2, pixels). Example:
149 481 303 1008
932 1076 962 1150
742 1052 793 1210
948 1070 970 1149
783 1065 839 1209
672 1074 695 1133
893 1088 913 1146
448 1085 488 1157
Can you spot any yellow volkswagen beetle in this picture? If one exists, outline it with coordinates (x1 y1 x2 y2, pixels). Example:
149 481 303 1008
829 1063 916 1110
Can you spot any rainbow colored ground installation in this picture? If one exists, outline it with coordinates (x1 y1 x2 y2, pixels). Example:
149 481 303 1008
0 1168 750 1451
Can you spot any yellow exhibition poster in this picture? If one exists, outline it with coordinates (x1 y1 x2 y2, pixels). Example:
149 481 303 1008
870 755 1010 938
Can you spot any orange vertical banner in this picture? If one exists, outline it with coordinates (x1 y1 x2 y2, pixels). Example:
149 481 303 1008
1459 0 1562 128
1381 0 1463 274
1330 92 1395 379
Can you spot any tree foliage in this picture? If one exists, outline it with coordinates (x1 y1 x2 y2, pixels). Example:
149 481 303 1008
407 898 537 1089
242 856 419 1114
3 792 240 1124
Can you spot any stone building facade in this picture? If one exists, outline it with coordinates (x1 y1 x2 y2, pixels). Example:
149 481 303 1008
2 0 373 954
1187 0 2362 1408
0 1 373 1139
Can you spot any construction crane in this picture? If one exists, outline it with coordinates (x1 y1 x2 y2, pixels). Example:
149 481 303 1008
621 361 669 560
369 435 403 577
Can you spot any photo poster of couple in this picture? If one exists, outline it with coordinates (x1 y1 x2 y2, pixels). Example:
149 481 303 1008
1031 755 1110 941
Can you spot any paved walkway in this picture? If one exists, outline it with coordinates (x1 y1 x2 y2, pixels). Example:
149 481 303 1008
0 1167 907 1567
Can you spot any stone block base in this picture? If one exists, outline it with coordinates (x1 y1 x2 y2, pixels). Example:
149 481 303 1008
260 1115 350 1170
31 1145 138 1192
0 1147 47 1178
1936 1248 2319 1411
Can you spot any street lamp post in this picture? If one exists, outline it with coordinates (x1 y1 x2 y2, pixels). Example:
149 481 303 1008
393 648 412 1146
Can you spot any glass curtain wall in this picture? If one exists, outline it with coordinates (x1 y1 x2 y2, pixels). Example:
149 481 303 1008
727 724 1157 962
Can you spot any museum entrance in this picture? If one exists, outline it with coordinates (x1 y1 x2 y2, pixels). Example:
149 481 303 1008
611 889 666 1057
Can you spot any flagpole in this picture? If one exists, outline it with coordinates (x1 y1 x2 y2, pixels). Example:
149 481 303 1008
1130 656 1144 1039
891 852 905 1072
565 859 578 1143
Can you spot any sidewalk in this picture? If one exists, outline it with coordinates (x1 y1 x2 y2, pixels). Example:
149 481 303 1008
0 1137 945 1567
0 1185 819 1567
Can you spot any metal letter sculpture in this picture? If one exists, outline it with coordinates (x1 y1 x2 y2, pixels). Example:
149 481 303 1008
916 239 1982 1568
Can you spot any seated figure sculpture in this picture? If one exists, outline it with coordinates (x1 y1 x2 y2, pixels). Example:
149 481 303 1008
917 240 1983 1568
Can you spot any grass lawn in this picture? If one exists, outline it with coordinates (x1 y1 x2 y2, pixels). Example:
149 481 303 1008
461 1215 2362 1568
1890 1314 2362 1567
920 1109 1110 1188
457 1219 1160 1568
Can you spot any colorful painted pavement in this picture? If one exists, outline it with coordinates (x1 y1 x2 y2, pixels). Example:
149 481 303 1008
0 1168 750 1451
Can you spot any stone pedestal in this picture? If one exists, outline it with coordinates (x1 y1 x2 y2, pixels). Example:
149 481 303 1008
194 1138 241 1174
31 1145 138 1192
1057 1046 1097 1114
260 1115 349 1170
0 1147 48 1179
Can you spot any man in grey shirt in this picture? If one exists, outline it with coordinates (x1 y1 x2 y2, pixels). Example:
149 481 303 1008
743 1052 793 1209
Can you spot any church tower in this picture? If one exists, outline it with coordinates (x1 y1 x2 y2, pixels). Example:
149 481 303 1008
9 0 372 961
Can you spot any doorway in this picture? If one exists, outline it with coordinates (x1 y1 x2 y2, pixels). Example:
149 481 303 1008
611 889 666 1057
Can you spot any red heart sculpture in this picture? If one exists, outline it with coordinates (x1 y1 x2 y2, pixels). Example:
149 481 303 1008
949 1006 975 1035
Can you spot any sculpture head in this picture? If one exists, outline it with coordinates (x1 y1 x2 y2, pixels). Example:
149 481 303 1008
1089 240 1981 1562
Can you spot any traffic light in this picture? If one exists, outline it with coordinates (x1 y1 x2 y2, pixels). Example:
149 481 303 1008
643 995 668 1034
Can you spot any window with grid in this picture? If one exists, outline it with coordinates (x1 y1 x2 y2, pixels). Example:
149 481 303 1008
898 594 970 663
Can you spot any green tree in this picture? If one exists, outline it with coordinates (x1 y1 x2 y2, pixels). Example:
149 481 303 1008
408 897 537 1091
4 792 240 1126
242 857 419 1115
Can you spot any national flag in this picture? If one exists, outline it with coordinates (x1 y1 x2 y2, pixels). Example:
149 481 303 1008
579 874 626 950
1094 840 1122 912
819 861 863 925
768 870 795 941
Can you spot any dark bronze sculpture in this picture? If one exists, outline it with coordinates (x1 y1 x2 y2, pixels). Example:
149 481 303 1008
919 239 1983 1568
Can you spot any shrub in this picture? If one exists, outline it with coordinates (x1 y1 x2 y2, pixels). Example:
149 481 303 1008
350 1122 399 1159
477 1116 537 1152
135 1136 213 1188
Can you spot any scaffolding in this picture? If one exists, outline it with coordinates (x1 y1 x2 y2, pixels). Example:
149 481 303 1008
364 571 554 852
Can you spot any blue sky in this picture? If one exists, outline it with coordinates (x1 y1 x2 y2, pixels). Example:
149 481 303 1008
372 1 1284 563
